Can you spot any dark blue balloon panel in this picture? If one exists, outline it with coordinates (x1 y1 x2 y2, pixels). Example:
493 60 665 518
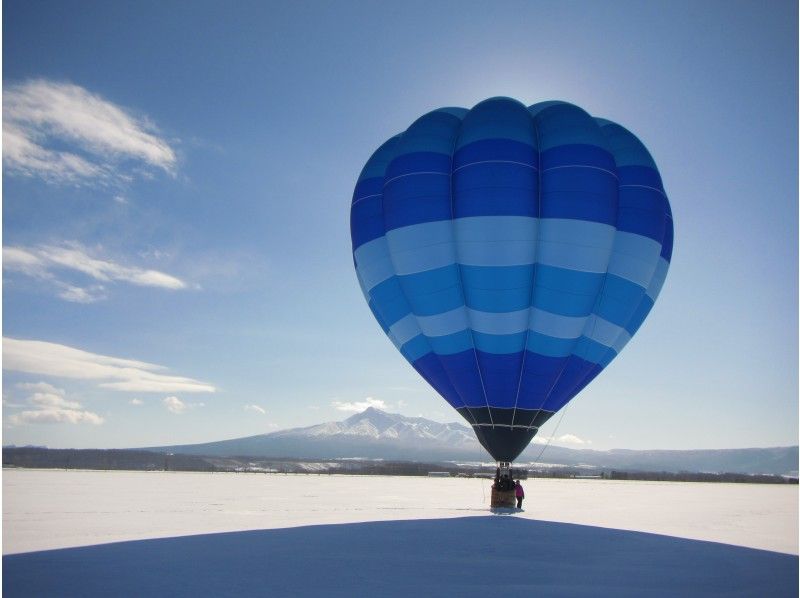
350 98 673 462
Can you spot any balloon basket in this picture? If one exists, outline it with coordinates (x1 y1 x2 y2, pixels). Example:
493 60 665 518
490 487 517 509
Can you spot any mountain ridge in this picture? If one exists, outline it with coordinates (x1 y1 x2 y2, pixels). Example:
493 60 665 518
141 408 798 475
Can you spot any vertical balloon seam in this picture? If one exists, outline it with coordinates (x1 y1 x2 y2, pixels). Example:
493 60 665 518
510 106 543 430
520 104 562 421
440 109 486 428
570 141 632 393
527 105 588 421
385 111 482 428
434 110 484 427
551 108 620 411
464 97 539 433
354 136 475 420
595 193 670 376
550 121 671 409
448 109 496 428
561 112 624 409
519 101 570 429
558 115 620 410
546 112 629 413
527 104 615 421
601 122 671 378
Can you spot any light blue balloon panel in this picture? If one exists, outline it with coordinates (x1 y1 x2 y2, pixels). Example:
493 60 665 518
350 98 673 462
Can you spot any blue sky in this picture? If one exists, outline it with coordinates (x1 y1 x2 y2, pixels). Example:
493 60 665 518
2 0 797 451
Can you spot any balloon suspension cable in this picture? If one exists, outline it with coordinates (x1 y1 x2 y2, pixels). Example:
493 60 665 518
531 401 572 464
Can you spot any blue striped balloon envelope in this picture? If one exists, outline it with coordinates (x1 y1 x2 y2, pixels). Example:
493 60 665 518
350 98 673 463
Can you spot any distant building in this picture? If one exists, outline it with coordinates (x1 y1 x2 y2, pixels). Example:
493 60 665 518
427 471 450 477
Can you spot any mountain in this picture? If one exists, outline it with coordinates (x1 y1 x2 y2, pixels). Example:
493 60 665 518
537 445 798 477
144 408 798 476
149 408 480 461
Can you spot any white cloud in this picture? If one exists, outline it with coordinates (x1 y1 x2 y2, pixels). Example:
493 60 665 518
3 337 216 393
3 123 105 184
533 433 591 446
556 433 590 445
164 396 204 414
3 244 186 302
244 404 267 415
30 392 82 410
9 409 104 425
6 382 103 426
2 400 27 408
164 396 187 414
331 397 387 413
2 247 49 278
533 434 592 445
16 381 63 394
130 398 143 406
57 284 108 304
3 80 176 186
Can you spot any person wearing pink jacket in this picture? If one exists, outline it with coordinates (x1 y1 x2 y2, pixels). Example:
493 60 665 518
514 480 524 509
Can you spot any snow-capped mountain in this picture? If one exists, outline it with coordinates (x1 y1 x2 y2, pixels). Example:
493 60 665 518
150 408 482 460
272 407 475 445
143 408 799 475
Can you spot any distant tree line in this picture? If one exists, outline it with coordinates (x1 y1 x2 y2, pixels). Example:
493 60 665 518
3 447 797 484
602 470 796 484
2 447 216 472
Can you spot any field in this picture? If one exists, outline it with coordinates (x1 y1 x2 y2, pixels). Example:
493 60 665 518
3 469 798 596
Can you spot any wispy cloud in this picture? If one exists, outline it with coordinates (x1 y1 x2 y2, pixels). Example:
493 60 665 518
3 123 105 184
3 337 216 393
163 396 204 414
16 382 64 394
244 404 267 415
3 79 176 186
130 398 143 406
331 397 387 413
7 382 103 426
3 243 186 303
56 284 107 304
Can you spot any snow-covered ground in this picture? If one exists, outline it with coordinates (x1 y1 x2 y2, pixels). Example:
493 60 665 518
4 469 797 555
3 469 798 597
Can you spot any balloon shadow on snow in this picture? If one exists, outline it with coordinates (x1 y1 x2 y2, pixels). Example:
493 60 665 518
4 517 797 597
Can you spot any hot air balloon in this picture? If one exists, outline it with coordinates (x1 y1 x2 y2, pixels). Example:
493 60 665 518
350 98 673 474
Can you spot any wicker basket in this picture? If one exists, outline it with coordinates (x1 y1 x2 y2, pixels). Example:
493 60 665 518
490 487 517 508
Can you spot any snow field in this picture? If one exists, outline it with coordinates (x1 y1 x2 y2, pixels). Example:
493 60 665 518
3 468 797 555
